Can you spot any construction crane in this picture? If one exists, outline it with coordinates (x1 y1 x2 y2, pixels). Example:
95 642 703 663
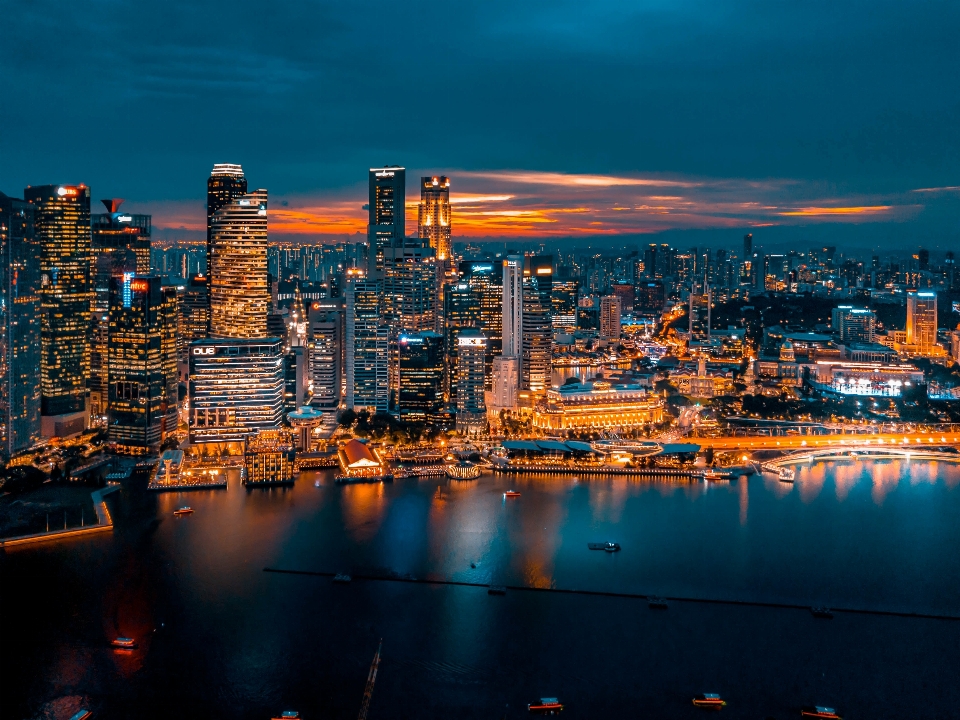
357 639 382 720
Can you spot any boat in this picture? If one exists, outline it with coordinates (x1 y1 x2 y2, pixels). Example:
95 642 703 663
800 707 842 719
69 711 93 720
110 636 137 649
648 596 668 609
333 573 352 583
173 507 194 516
778 467 796 483
528 697 564 714
488 585 506 595
810 606 834 619
503 490 521 498
446 460 481 480
588 542 621 552
692 693 727 709
314 480 321 487
271 712 300 720
703 469 733 481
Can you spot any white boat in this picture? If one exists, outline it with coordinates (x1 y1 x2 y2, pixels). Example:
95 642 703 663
778 466 796 483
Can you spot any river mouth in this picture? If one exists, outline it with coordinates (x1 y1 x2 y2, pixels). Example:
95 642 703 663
4 459 960 719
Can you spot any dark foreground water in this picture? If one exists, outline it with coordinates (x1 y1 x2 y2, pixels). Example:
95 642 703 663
4 459 960 719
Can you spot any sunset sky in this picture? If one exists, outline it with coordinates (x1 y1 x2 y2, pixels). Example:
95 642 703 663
3 1 958 249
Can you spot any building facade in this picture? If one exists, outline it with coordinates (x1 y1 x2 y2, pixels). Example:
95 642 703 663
206 163 248 295
532 379 664 431
25 184 93 437
345 278 388 412
382 242 438 332
418 176 451 265
209 189 270 338
308 300 343 409
905 291 938 354
106 275 178 452
599 295 622 341
0 192 41 457
455 331 487 436
521 255 553 396
397 332 445 422
368 166 405 274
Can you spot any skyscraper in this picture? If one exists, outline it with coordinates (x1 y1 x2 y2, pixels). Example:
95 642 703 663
600 295 622 341
832 306 876 343
368 166 405 274
444 261 503 394
688 287 711 340
382 242 438 332
501 255 523 357
207 163 247 283
209 189 269 338
418 176 451 264
106 275 178 452
178 275 210 365
25 184 93 437
345 276 389 412
307 300 343 410
906 291 938 354
455 330 487 436
0 192 41 457
551 279 579 329
521 255 553 396
397 332 445 422
92 199 151 274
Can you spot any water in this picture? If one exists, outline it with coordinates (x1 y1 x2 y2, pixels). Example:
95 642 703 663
4 459 960 719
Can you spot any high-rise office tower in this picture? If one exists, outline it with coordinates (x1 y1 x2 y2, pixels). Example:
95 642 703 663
188 337 284 446
397 332 445 422
107 275 178 452
92 199 151 274
635 280 665 316
178 275 210 364
308 299 343 410
418 176 451 264
688 287 711 340
207 164 247 281
610 283 634 315
599 295 622 341
0 192 41 457
743 233 753 259
521 255 553 396
368 166 405 274
906 291 938 354
25 184 93 437
382 242 438 332
832 306 876 343
346 277 388 412
502 255 523 357
490 355 520 414
444 261 503 395
551 279 579 329
209 189 269 338
456 329 487 436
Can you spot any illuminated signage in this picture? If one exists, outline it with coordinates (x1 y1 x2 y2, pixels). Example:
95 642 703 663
471 264 493 273
536 268 552 275
193 347 216 355
399 336 423 345
239 199 250 205
56 186 77 197
375 170 395 178
458 337 487 347
130 279 149 292
117 215 132 222
122 272 133 308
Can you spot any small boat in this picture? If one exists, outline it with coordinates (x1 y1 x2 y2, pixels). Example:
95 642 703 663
778 467 796 483
504 490 521 498
333 573 352 583
314 480 321 487
488 585 506 595
800 707 842 720
271 712 300 720
703 470 732 481
588 542 621 552
69 711 93 720
648 596 668 609
528 697 564 714
810 606 834 619
692 693 727 709
173 507 194 516
110 636 137 649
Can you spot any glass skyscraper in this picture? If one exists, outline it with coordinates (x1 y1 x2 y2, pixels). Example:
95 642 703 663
367 166 405 274
345 277 389 412
521 255 553 396
207 163 247 301
0 192 42 457
25 184 93 436
209 189 270 339
418 176 451 264
397 332 445 422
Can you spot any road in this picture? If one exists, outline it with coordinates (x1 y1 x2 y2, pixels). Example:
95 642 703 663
695 432 960 451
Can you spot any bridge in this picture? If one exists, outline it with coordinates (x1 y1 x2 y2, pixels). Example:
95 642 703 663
695 431 960 452
761 444 960 469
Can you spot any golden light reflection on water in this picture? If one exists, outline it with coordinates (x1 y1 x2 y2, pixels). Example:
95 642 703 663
739 475 749 526
870 461 902 505
832 462 862 502
340 481 386 543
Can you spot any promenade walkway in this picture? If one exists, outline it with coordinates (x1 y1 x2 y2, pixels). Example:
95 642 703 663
0 485 119 548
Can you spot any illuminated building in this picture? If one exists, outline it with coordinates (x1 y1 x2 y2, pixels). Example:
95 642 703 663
445 261 502 392
106 275 178 452
25 184 93 437
532 379 664 431
206 163 247 294
455 330 487 436
307 300 343 409
209 189 269 338
0 192 41 457
244 429 295 484
688 287 711 340
92 199 151 274
418 175 451 264
397 332 445 422
522 255 553 396
337 438 384 479
188 337 284 446
502 255 523 358
551 279 579 329
812 361 925 397
287 405 324 452
635 280 665 316
382 242 438 332
368 166 405 274
763 254 789 291
905 291 938 354
178 274 209 362
832 306 876 343
611 283 634 314
345 277 388 412
599 295 622 341
490 355 520 415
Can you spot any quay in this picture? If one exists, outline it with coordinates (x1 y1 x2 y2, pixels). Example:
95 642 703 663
495 463 701 479
0 486 119 548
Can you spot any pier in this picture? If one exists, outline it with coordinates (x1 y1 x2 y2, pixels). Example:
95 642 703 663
0 486 119 548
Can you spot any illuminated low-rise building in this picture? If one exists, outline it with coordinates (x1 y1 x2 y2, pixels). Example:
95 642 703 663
188 337 284 447
532 379 663 431
337 438 384 479
244 428 295 484
812 361 925 397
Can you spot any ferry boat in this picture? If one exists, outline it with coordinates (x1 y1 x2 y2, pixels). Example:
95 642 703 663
692 693 727 709
800 707 842 719
588 542 621 552
703 469 734 481
778 467 796 483
528 697 564 714
110 636 137 649
446 460 481 480
503 490 521 498
173 507 194 516
69 710 93 720
810 606 834 619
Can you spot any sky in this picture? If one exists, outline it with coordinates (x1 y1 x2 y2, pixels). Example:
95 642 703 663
2 0 959 252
